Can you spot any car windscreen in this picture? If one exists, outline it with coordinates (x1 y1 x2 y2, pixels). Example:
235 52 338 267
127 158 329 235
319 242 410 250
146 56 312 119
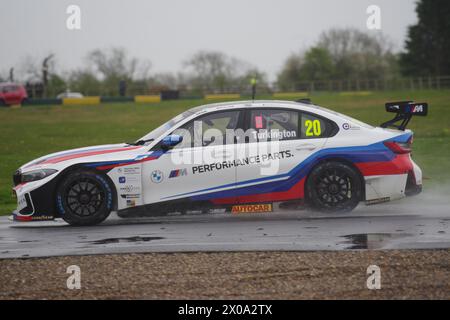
137 110 195 144
1 85 19 93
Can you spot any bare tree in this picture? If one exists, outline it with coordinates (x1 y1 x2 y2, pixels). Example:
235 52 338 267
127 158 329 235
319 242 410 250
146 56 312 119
277 53 304 91
317 28 397 80
87 47 138 80
183 51 255 92
68 69 101 96
17 56 41 82
277 28 399 90
134 60 152 81
86 47 151 95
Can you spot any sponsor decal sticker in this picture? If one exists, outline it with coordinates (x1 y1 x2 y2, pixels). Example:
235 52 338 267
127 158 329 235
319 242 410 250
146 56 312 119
119 185 140 193
412 104 424 113
126 199 136 207
342 123 360 131
120 194 140 199
121 166 141 175
151 170 164 183
253 130 296 140
15 214 54 221
119 176 126 183
31 215 54 221
17 195 27 211
255 115 263 129
192 151 293 174
231 204 273 214
169 168 188 178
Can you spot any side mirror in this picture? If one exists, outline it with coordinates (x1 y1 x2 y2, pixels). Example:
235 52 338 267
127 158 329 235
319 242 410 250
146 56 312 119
203 136 215 146
162 134 183 149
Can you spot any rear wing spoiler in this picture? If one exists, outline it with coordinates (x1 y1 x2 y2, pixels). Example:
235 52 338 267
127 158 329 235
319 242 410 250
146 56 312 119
380 101 428 131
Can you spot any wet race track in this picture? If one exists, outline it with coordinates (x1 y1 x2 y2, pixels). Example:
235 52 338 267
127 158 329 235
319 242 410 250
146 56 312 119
1 193 450 259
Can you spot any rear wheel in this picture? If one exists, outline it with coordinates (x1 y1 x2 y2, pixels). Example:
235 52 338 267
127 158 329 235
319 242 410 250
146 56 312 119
305 161 362 213
56 170 114 226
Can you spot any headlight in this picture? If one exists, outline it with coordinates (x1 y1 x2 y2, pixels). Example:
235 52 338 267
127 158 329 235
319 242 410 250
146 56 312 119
21 169 58 183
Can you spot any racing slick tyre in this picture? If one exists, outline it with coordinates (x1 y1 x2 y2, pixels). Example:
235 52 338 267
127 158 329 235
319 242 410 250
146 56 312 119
305 161 363 213
56 170 114 226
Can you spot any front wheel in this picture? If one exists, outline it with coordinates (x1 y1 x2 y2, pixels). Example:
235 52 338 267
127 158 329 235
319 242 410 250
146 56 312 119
56 170 114 226
305 161 363 213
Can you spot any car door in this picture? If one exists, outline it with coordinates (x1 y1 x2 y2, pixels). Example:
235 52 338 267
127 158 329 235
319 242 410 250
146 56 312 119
234 108 332 203
141 110 243 205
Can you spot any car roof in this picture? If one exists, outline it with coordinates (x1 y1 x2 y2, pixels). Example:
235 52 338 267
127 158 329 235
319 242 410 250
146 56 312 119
188 100 340 119
0 82 20 87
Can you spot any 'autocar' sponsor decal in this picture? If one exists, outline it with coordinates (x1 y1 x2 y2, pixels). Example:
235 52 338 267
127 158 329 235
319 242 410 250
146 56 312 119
231 204 273 214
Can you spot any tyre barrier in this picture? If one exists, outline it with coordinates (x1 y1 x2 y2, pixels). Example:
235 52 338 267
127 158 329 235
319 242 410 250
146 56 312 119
10 92 310 107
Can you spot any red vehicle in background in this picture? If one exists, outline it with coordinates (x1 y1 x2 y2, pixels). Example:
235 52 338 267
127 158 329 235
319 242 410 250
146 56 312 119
0 83 27 105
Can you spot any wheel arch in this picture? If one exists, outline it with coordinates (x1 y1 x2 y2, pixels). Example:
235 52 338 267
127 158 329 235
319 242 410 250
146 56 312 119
304 156 366 203
52 164 119 216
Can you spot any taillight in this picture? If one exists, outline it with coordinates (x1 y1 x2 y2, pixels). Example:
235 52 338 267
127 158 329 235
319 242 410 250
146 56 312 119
384 141 412 154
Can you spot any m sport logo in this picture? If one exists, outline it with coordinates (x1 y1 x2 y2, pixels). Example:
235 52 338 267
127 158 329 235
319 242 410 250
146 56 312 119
169 169 188 178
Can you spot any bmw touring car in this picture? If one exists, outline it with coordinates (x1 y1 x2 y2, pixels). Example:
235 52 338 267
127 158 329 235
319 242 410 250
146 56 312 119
11 100 427 225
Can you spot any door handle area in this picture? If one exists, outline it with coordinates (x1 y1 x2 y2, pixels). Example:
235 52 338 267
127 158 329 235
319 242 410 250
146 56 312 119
295 144 317 151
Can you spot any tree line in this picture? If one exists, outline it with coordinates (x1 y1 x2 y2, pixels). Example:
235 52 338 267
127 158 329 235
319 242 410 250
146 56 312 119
279 0 450 90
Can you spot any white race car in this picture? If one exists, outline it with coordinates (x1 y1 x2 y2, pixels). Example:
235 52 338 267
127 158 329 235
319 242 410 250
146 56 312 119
11 100 427 225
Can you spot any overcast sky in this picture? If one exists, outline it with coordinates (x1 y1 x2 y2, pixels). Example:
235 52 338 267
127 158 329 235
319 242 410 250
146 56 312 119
0 0 417 81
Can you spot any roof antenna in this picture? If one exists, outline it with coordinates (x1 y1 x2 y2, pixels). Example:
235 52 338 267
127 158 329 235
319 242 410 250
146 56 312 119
250 76 257 101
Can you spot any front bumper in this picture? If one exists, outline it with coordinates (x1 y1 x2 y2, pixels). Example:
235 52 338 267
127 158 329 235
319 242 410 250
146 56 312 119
11 210 55 222
11 175 59 222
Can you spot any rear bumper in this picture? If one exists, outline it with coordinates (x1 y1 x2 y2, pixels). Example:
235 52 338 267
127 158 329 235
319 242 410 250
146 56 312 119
405 158 422 197
405 183 422 197
405 167 422 197
361 152 423 201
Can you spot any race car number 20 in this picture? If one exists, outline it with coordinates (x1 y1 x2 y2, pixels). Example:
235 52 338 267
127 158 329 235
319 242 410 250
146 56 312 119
305 119 322 136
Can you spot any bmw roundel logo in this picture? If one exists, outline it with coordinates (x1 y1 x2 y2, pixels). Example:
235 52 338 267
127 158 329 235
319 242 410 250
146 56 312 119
342 123 350 130
151 170 164 183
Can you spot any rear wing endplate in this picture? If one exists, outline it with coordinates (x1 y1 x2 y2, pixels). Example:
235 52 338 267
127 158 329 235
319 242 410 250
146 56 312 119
380 101 428 131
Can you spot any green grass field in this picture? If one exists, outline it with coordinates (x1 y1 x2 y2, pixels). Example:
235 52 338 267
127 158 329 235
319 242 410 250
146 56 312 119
1 90 449 215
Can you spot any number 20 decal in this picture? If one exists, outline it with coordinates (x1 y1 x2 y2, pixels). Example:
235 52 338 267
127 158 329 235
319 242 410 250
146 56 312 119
305 120 322 136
